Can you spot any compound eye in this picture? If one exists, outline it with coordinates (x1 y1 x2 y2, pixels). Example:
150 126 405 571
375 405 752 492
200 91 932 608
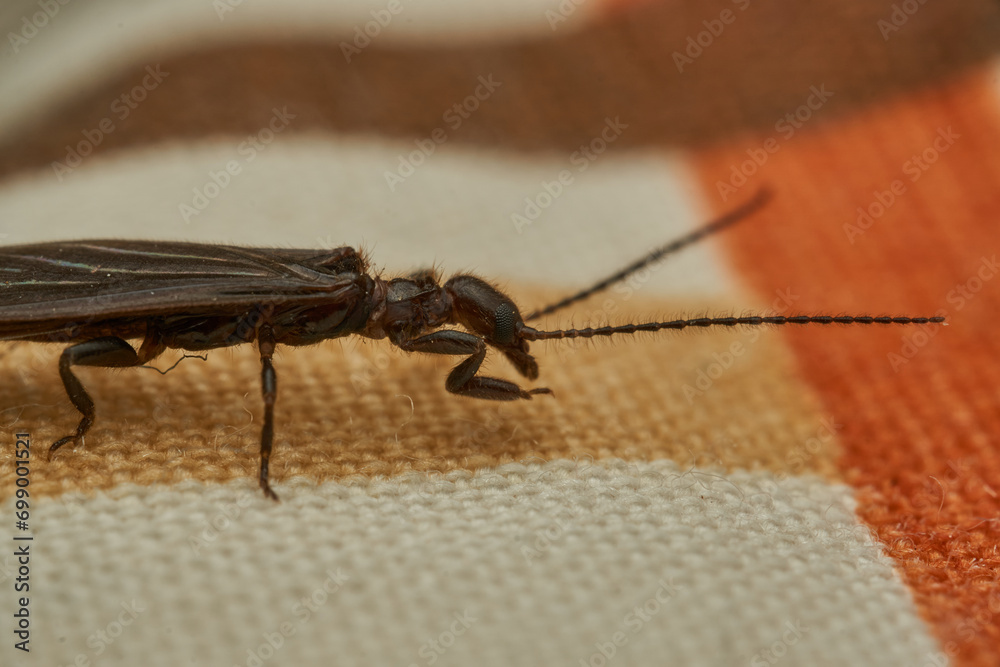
494 302 517 344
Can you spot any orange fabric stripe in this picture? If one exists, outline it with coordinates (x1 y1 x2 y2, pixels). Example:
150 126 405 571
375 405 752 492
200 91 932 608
696 68 1000 666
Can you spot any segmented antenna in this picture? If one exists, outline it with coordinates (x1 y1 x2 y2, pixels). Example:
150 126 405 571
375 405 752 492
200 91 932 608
525 187 773 321
520 315 947 341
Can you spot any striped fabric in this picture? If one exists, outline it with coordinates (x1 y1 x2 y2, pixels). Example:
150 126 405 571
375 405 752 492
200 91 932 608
1 1 998 665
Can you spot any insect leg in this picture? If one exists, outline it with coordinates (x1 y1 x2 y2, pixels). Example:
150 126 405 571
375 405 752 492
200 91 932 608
397 330 551 400
49 337 145 458
257 325 279 501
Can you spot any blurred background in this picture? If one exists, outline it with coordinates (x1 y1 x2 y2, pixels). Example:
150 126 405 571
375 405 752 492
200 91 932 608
1 1 1000 666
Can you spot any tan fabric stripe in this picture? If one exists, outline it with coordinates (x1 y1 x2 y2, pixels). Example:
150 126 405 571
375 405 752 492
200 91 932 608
1 292 838 499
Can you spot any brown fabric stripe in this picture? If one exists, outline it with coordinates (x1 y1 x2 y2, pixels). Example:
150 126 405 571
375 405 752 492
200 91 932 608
0 292 840 499
1 1 999 180
695 68 1000 667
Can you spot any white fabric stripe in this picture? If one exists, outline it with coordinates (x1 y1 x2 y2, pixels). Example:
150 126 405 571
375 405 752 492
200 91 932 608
0 461 941 667
0 136 737 295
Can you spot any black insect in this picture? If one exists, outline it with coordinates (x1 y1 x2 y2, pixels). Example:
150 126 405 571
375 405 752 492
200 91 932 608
0 189 944 499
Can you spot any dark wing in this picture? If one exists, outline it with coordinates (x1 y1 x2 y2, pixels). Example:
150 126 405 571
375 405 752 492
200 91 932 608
0 240 362 326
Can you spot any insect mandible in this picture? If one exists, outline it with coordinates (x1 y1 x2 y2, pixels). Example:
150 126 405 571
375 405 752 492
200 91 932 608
0 189 944 499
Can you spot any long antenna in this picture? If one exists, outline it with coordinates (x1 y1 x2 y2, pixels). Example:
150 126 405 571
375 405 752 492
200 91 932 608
525 187 773 321
520 315 946 341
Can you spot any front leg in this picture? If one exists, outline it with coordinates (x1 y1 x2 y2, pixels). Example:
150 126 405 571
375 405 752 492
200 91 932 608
396 330 550 400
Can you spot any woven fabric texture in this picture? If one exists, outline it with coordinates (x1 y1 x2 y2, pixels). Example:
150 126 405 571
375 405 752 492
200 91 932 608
2 1 1000 665
6 464 942 666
